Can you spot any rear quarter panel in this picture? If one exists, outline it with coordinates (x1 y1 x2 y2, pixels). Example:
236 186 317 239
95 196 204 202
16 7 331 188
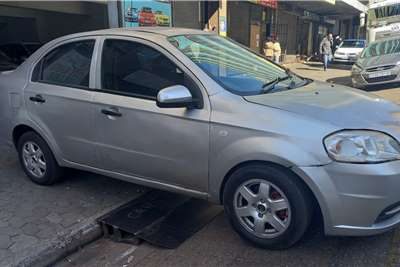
0 68 27 147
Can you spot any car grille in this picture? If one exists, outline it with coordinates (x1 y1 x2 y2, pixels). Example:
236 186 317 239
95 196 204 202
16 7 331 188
364 74 397 83
366 65 396 72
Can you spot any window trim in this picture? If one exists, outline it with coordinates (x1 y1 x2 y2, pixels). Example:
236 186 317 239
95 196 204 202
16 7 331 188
96 36 204 109
30 37 98 90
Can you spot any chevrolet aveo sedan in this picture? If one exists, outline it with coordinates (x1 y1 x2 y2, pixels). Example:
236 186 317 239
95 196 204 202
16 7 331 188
1 28 400 249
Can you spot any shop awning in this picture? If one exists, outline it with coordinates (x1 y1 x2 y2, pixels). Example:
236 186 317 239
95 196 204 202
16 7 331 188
283 0 368 16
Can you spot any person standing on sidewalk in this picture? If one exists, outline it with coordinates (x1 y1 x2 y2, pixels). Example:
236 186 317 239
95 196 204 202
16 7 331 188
273 37 282 64
264 37 274 60
319 33 333 71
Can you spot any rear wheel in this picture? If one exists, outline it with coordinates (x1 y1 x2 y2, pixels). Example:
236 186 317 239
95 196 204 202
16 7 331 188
17 131 62 185
223 164 313 249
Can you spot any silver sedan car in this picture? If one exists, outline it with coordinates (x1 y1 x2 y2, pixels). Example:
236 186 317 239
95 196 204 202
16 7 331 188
352 36 400 88
1 28 400 249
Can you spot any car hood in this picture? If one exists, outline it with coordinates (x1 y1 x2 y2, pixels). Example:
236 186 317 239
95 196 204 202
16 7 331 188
336 47 363 54
244 81 400 131
357 54 400 68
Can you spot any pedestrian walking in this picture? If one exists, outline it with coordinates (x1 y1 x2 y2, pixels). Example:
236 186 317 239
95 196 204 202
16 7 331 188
319 33 333 71
264 37 274 60
333 35 342 53
273 37 281 64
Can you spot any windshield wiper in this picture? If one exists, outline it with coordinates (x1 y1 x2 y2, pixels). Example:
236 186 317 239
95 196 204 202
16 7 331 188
261 74 291 93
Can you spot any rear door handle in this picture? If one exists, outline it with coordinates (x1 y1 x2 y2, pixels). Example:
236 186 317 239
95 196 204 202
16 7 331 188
101 107 122 117
29 94 45 103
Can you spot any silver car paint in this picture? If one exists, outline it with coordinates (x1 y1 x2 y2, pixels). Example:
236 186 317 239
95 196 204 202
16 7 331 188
1 28 400 237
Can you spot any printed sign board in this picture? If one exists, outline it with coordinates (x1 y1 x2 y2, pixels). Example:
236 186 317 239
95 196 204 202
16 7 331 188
122 0 172 27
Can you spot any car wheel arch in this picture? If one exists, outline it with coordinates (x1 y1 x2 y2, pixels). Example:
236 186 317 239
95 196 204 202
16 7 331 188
12 124 62 165
219 160 324 228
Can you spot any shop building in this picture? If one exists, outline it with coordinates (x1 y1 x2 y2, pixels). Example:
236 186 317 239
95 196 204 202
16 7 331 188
0 1 108 45
0 0 367 61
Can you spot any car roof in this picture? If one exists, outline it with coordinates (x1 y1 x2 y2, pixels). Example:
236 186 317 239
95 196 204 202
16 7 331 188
58 27 211 41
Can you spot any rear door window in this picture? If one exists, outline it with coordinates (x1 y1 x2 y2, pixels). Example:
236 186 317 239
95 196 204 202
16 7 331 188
32 40 95 88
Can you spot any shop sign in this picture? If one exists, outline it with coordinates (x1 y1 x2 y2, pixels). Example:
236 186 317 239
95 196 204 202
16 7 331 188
248 0 278 9
260 0 278 9
121 0 172 28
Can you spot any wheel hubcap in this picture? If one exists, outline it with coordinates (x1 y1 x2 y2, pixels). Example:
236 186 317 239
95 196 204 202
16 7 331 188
22 141 46 178
234 179 291 238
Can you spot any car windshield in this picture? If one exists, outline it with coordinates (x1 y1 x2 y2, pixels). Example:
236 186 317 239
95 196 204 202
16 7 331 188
168 34 308 96
360 38 400 58
340 40 365 48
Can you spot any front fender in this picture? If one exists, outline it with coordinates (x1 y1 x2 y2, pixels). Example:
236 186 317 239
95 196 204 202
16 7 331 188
208 128 332 203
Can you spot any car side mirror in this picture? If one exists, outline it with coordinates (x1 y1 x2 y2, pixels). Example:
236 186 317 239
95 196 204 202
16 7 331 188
156 85 197 109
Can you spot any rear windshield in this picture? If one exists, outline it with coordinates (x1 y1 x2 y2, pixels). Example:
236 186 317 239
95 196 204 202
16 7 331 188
340 40 365 48
361 38 400 58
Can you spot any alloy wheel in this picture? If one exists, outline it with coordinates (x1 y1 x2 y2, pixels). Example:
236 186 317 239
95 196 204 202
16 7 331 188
234 179 291 238
22 141 47 178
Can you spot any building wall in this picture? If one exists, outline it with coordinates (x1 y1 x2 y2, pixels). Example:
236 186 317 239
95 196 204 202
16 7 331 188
227 1 250 46
276 9 298 55
0 2 108 44
172 1 203 29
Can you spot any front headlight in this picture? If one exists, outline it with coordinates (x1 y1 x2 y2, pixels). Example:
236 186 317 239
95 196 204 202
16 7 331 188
324 130 400 163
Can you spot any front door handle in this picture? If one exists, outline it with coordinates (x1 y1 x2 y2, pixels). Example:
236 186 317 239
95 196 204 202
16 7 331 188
29 94 45 103
101 107 122 117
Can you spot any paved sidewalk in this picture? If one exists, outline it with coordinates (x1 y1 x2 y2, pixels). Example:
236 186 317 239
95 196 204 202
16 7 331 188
0 145 143 266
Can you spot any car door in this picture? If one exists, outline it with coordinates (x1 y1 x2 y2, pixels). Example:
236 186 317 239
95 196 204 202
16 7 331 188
92 37 210 192
24 37 99 166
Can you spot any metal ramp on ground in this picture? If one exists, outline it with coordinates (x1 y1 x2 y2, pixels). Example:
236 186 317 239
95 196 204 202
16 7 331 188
98 190 223 249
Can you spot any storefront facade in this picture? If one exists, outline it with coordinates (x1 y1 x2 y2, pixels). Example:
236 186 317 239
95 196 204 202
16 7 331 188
111 0 362 58
0 1 108 45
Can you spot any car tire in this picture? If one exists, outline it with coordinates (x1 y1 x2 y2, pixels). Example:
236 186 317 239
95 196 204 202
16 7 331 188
17 131 62 185
223 163 313 249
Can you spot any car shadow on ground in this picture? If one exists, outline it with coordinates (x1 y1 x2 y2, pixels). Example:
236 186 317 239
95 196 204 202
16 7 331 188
363 82 400 92
304 62 353 71
326 76 353 87
122 212 397 267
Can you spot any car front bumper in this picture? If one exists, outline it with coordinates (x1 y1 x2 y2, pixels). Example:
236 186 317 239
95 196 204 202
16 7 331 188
293 161 400 236
333 55 357 63
352 67 400 88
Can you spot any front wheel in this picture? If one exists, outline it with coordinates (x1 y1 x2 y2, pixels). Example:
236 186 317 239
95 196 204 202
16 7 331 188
223 164 313 249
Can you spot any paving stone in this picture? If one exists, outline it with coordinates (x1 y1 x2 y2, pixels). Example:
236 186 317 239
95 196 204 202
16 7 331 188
21 223 40 236
46 213 63 224
0 235 12 249
9 235 38 253
0 146 142 265
8 217 27 229
0 211 13 221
